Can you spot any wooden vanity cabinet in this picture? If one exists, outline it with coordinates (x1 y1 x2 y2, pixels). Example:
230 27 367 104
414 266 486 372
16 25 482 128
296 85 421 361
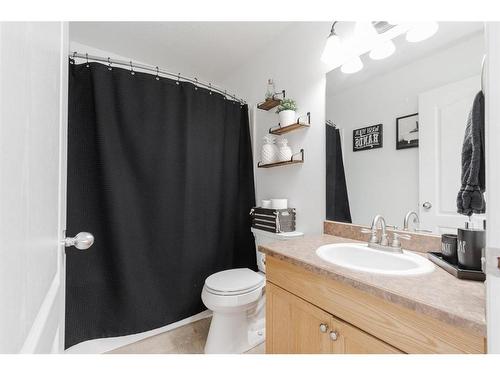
265 256 486 354
266 282 402 354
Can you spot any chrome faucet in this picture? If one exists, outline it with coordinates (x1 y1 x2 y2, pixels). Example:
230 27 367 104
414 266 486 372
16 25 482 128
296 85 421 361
403 211 419 231
361 214 410 253
361 214 388 247
371 214 389 246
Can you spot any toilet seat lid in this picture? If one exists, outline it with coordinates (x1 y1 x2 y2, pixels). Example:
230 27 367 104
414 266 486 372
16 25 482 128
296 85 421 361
205 268 264 295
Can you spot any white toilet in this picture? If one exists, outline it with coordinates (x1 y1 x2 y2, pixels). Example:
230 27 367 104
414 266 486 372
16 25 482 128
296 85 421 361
202 228 303 354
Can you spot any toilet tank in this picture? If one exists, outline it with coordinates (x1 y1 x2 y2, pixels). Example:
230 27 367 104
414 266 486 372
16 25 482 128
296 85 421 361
251 228 304 273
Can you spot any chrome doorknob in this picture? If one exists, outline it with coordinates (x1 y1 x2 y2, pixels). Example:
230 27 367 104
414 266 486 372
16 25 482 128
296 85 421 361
422 201 432 209
64 232 94 250
319 323 328 333
329 331 338 341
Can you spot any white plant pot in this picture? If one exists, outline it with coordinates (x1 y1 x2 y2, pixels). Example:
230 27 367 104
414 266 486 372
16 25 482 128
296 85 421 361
278 110 296 127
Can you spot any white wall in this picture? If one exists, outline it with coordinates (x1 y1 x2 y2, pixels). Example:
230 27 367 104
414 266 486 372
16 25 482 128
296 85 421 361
326 34 484 227
221 22 331 234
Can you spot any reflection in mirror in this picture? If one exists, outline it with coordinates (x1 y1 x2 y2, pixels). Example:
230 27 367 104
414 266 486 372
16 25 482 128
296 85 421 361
325 22 486 234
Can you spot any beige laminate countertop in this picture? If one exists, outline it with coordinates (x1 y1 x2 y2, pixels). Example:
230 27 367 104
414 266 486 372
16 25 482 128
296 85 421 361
259 234 486 337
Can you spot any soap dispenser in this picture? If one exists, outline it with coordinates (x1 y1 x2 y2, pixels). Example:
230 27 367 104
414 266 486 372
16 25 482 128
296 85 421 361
457 220 486 271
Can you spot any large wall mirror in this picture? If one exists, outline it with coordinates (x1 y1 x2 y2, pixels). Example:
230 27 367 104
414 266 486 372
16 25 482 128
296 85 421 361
325 22 486 234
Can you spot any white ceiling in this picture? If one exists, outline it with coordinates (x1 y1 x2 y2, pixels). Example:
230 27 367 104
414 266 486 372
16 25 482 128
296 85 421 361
69 22 294 83
326 22 484 96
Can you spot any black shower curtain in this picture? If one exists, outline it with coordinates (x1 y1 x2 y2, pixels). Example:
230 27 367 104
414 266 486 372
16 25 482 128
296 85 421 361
326 124 351 223
65 62 256 348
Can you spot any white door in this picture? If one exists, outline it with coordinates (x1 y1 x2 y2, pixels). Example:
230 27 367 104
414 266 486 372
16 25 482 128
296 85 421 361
0 22 68 353
418 75 485 234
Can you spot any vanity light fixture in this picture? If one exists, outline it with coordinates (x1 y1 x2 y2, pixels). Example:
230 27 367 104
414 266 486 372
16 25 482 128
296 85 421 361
341 56 364 74
322 21 440 74
406 22 439 42
320 22 344 65
369 39 396 60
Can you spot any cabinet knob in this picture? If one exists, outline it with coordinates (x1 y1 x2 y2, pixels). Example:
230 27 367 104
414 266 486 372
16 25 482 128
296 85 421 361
319 323 328 333
329 331 338 341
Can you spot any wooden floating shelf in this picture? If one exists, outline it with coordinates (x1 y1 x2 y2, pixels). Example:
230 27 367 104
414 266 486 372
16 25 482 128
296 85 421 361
269 112 311 135
257 90 286 111
269 122 310 135
258 159 304 168
258 98 281 111
257 149 304 168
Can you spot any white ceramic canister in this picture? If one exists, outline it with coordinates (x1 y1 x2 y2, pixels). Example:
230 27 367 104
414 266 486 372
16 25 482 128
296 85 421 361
261 135 278 164
271 199 288 209
276 138 293 162
278 109 296 127
261 200 272 208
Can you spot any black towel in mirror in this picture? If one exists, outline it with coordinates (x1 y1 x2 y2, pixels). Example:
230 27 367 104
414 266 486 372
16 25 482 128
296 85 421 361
457 91 485 216
326 123 352 223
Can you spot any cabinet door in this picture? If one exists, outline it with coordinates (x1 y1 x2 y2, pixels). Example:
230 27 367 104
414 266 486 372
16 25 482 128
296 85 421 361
329 315 403 354
266 282 332 354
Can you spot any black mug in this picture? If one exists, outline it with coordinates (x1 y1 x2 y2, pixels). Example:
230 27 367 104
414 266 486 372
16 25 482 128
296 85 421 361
457 228 485 271
441 234 458 264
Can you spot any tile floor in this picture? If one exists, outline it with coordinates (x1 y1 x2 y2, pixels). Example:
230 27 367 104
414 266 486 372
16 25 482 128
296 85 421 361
107 317 265 354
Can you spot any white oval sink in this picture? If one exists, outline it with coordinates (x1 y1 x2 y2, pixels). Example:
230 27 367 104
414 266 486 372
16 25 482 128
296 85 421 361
316 243 434 276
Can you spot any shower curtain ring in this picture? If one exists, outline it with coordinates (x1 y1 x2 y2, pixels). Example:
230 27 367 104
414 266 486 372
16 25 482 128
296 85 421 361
176 73 180 85
209 83 212 95
155 66 160 80
70 51 76 64
129 61 135 75
194 78 198 90
107 57 112 71
85 53 89 67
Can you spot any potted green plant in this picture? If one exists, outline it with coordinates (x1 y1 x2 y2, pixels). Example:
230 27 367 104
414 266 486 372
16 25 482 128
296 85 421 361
276 98 297 126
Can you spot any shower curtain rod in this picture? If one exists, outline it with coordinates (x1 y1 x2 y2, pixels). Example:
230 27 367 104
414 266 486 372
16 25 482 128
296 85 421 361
69 52 246 104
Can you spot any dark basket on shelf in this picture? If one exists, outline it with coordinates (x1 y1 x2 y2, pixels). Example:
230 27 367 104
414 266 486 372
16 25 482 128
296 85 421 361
250 207 296 233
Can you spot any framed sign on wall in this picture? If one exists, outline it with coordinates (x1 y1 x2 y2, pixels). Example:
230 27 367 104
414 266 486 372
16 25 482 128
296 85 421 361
396 113 419 150
353 124 383 152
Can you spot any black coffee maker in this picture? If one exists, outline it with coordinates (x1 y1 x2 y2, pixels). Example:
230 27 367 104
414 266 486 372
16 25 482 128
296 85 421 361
457 220 486 271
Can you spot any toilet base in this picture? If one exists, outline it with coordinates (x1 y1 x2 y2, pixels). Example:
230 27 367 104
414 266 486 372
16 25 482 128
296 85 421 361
204 311 265 354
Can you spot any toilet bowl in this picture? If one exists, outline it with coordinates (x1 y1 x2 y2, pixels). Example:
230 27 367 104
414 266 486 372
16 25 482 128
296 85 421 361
202 268 265 354
202 228 303 354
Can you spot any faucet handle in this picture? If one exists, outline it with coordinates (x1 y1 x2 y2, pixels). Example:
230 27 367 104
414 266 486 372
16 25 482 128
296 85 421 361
391 232 411 248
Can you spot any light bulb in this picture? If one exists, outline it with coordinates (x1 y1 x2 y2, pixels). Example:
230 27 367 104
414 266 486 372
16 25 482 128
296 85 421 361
353 22 378 51
341 56 363 74
321 33 343 64
406 22 439 42
354 22 378 40
369 39 396 60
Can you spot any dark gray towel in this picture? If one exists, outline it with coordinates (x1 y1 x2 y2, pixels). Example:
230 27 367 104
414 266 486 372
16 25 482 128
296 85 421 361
457 91 485 216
